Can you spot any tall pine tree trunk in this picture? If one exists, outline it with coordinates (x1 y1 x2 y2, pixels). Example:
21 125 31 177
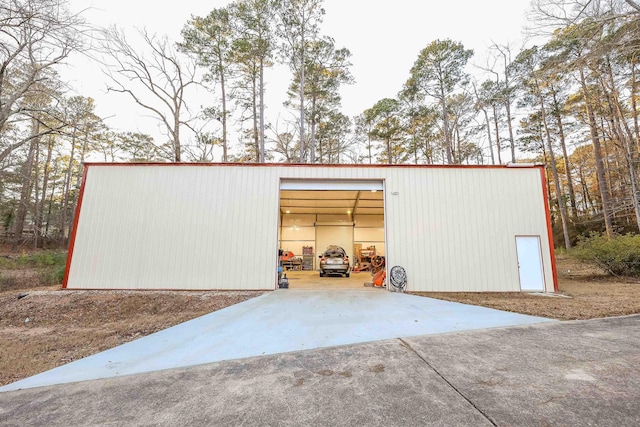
551 90 578 218
67 131 90 242
537 86 572 250
440 92 453 164
631 61 640 154
252 71 259 162
60 129 77 247
310 96 317 163
505 100 516 163
299 33 306 163
606 86 640 231
12 120 39 249
33 134 41 250
579 68 614 237
45 160 59 239
37 136 54 249
482 108 495 164
259 58 265 163
492 106 502 164
220 60 228 163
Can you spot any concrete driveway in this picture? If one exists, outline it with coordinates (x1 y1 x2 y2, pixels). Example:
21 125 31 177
0 289 552 392
0 315 638 426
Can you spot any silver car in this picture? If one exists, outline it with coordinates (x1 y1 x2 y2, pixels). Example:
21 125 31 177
319 245 350 277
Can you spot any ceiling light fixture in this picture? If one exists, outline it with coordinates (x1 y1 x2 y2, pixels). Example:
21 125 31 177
285 210 290 214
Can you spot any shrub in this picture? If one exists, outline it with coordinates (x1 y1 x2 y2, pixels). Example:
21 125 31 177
573 233 640 277
35 251 67 286
0 251 67 288
38 265 66 286
25 251 67 268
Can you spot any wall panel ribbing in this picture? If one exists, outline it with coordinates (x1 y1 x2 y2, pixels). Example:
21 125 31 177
379 167 553 292
66 164 554 292
66 166 281 290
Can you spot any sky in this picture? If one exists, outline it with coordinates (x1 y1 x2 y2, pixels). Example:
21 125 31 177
66 0 535 156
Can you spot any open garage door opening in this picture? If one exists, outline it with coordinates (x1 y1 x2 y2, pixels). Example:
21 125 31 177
278 180 386 290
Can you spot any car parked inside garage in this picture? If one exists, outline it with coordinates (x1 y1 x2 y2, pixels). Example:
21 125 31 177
319 245 350 277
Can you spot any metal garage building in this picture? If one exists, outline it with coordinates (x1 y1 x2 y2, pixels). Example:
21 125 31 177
63 163 557 292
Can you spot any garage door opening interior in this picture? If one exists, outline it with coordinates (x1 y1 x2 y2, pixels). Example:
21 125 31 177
278 188 385 289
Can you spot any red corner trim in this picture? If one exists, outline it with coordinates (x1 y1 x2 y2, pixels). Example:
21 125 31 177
539 166 559 292
62 164 89 289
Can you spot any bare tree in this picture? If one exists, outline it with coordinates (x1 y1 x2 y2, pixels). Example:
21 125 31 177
528 0 640 34
471 80 496 164
100 27 197 162
489 43 518 163
0 0 83 163
183 132 217 162
269 119 299 162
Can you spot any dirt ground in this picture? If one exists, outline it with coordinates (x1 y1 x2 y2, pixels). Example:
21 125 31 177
0 286 265 387
413 253 640 320
1 253 639 388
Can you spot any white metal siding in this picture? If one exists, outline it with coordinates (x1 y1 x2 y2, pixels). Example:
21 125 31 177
384 167 553 292
67 165 281 290
66 164 554 292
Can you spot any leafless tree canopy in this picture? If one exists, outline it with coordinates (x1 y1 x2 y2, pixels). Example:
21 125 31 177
99 27 198 162
0 0 83 163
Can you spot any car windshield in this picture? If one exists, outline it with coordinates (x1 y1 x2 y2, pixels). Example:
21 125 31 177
324 246 346 258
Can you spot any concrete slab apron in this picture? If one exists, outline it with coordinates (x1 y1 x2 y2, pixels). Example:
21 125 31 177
0 339 496 427
401 315 640 427
0 290 553 392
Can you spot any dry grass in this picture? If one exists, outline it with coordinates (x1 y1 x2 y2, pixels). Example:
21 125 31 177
1 264 50 291
1 250 639 388
412 254 640 320
0 288 265 387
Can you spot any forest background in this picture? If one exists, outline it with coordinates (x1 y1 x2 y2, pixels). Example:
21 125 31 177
2 0 640 251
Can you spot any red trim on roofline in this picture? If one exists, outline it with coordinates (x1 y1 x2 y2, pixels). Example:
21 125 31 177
539 166 559 292
82 162 541 169
62 164 89 289
66 161 546 291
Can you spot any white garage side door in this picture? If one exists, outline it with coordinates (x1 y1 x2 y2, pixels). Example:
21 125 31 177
516 236 545 291
316 225 354 269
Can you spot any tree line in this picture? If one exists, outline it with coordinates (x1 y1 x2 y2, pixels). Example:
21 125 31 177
1 0 639 249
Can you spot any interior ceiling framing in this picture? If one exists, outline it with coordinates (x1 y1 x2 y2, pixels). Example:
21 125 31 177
280 190 384 216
